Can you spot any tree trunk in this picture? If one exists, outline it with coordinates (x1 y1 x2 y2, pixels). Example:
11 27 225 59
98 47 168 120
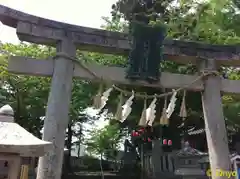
66 123 73 173
77 125 82 158
100 153 104 179
15 89 21 123
77 141 81 158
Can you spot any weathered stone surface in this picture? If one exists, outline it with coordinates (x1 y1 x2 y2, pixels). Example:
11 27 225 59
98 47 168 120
0 122 52 156
8 56 240 93
1 5 240 65
0 105 52 157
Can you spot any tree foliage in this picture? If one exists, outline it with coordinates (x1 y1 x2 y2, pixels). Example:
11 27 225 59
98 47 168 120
86 123 123 159
0 43 52 136
107 0 240 148
111 0 176 23
0 43 99 156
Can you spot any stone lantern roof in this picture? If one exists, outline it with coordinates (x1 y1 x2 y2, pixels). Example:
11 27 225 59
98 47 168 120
176 141 207 157
0 105 52 156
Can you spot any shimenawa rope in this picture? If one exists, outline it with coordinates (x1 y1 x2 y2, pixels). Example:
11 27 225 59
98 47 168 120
54 52 219 99
2 50 219 99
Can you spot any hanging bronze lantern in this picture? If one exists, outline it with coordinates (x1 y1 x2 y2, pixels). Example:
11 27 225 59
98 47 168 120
145 23 166 82
126 21 148 80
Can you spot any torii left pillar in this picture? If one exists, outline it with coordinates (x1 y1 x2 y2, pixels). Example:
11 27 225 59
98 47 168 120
37 39 76 179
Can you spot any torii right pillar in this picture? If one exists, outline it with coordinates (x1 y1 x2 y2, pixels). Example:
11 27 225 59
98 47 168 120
201 59 232 179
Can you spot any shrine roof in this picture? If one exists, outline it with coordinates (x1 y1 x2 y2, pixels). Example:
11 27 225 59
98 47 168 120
187 128 205 135
187 126 237 136
0 105 52 157
1 5 240 66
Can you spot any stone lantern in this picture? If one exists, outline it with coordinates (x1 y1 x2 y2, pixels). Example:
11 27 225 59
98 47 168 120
0 105 52 179
174 141 206 179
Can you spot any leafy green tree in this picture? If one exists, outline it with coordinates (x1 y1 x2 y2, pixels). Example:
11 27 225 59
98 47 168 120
0 43 99 171
86 123 123 158
111 0 176 23
0 43 52 136
86 123 123 175
107 0 240 151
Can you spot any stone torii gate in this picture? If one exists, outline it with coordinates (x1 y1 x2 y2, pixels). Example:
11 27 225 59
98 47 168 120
1 4 240 179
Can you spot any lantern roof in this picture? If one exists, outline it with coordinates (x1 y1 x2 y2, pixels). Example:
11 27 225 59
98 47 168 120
176 141 207 157
0 105 52 157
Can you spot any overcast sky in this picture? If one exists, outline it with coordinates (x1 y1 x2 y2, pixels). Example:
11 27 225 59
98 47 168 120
0 0 117 43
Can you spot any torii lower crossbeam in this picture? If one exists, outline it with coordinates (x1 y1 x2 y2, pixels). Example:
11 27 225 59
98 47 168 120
8 56 240 94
